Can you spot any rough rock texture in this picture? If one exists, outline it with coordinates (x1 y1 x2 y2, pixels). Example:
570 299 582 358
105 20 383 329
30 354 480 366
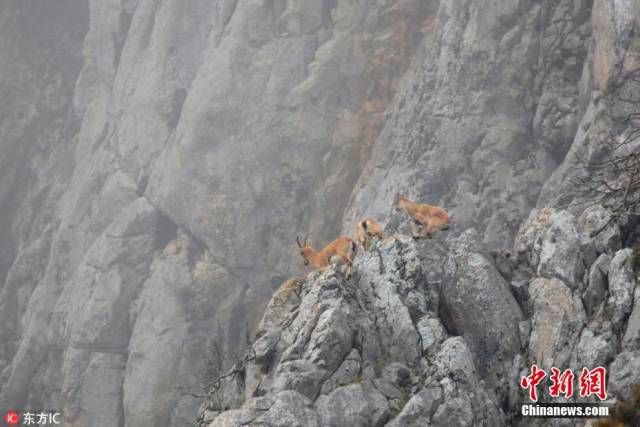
346 0 595 249
1 1 439 424
1 0 640 426
204 203 640 425
203 197 640 425
442 229 524 401
199 236 506 426
538 0 640 213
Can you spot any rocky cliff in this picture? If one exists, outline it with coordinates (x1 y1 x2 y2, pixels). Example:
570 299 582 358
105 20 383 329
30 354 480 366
199 207 640 426
0 0 639 426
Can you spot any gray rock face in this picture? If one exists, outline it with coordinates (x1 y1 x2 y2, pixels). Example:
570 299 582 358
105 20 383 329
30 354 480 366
0 1 439 424
514 208 595 288
578 205 622 254
576 328 613 369
0 0 87 286
201 236 504 426
385 387 442 427
416 317 446 357
2 0 640 425
609 351 640 401
442 230 523 401
346 0 594 250
316 383 390 427
528 277 585 369
622 286 640 350
204 204 640 424
606 249 636 330
583 254 611 317
210 391 321 427
538 0 640 211
537 211 591 287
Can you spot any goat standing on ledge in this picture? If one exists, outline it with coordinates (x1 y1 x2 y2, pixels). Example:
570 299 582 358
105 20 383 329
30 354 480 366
355 217 385 273
393 195 451 239
296 234 357 277
355 218 385 251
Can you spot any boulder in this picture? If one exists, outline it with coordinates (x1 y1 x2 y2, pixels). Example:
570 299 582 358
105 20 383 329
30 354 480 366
606 249 636 330
442 230 523 397
609 351 640 401
577 205 622 254
385 387 443 427
583 254 611 317
622 286 640 350
315 383 390 427
537 210 590 288
576 328 614 369
528 277 585 369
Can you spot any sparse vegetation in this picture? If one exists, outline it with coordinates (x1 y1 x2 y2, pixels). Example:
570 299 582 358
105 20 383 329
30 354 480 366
352 373 363 385
185 337 257 426
594 385 640 427
629 243 640 273
389 390 412 419
572 106 640 221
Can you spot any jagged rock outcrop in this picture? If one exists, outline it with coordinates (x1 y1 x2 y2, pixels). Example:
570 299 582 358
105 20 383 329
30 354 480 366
512 206 640 410
199 235 513 426
1 0 639 425
202 201 640 425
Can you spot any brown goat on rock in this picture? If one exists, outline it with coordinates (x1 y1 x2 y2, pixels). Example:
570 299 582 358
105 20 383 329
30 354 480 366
393 195 451 239
296 234 357 276
355 218 385 250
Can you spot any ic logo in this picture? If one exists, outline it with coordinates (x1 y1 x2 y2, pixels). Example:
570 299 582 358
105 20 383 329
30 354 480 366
5 411 19 425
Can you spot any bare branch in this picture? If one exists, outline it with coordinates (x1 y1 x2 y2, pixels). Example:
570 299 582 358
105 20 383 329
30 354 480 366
573 110 640 216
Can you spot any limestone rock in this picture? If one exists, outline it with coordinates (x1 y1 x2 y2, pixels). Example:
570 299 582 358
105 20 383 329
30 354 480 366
537 210 592 287
578 205 622 254
2 0 640 424
606 249 636 330
442 230 523 400
416 317 446 357
258 391 321 427
576 328 614 369
316 383 390 427
346 0 594 251
528 277 585 369
320 349 361 395
583 254 611 317
622 286 640 350
609 351 640 401
385 387 443 427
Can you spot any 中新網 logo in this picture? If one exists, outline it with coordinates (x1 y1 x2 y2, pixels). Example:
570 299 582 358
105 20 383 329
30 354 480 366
520 364 607 402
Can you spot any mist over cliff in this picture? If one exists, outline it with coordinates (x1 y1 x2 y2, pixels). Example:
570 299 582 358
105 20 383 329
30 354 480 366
0 0 639 426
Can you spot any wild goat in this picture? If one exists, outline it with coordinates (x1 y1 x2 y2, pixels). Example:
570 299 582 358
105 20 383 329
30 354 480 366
296 234 357 276
355 217 385 273
355 218 384 250
393 195 451 239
